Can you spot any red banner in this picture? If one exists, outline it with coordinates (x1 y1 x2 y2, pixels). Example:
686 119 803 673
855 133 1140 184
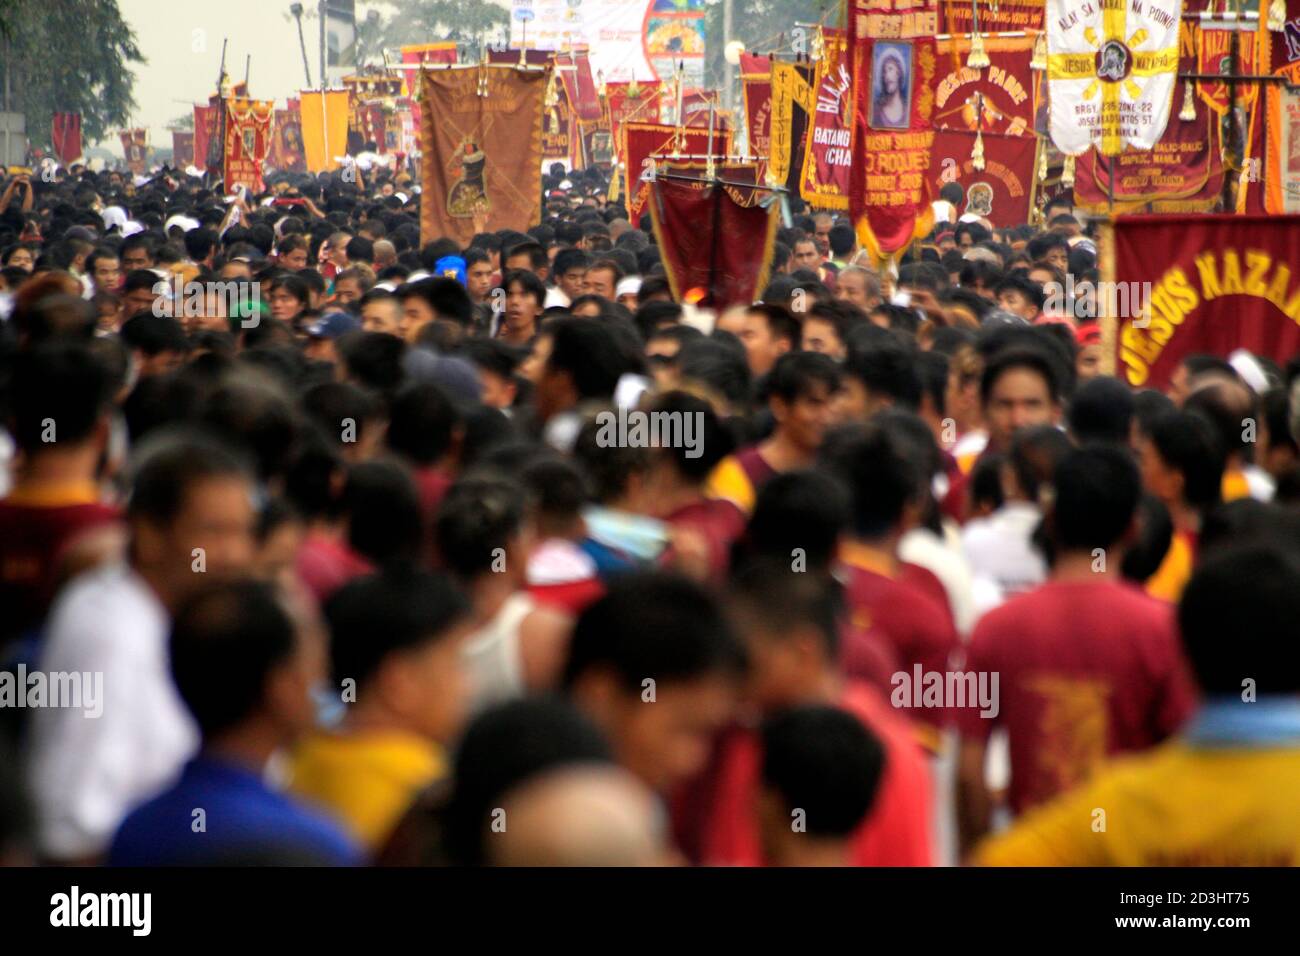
622 122 733 223
801 29 852 210
740 53 772 174
849 20 939 255
52 113 82 166
120 129 147 175
171 131 194 169
557 51 603 125
606 81 662 158
225 98 274 194
932 37 1035 137
939 0 1043 32
542 83 571 160
930 129 1036 227
1111 215 1300 388
649 164 778 309
1197 27 1259 115
194 102 224 174
680 90 726 129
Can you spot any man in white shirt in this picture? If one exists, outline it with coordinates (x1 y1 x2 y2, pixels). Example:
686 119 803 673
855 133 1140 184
27 434 257 862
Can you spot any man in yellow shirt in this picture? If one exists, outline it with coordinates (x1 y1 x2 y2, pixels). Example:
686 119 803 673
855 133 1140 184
288 570 473 855
975 542 1300 866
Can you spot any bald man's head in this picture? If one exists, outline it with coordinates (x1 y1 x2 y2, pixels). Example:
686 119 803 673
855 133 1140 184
488 766 670 867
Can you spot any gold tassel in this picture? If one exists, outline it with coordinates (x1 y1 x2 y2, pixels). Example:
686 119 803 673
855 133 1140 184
1038 143 1048 181
1031 32 1046 71
1179 80 1196 122
1269 0 1285 31
972 128 986 170
1062 154 1076 188
968 32 990 70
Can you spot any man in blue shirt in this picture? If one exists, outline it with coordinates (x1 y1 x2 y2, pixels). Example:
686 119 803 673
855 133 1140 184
109 579 360 866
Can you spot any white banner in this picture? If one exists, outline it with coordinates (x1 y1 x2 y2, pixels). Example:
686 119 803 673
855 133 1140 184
1046 0 1183 156
510 0 656 83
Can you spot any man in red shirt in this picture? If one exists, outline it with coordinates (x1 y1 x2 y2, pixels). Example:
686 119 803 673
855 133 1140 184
956 445 1196 855
695 562 933 866
0 345 122 650
824 420 961 748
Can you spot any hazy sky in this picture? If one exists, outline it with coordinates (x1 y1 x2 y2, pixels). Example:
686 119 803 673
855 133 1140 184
113 0 385 152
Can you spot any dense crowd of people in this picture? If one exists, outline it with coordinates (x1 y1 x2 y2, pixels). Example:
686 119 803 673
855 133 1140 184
0 155 1298 867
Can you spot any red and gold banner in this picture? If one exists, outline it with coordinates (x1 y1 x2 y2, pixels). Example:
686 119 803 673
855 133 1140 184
1108 215 1300 388
1264 57 1300 212
224 99 273 194
930 129 1037 226
649 163 778 309
606 81 662 157
542 83 571 160
801 29 852 210
623 122 733 223
194 100 225 174
272 103 306 173
932 37 1035 136
419 66 548 245
1197 27 1259 115
52 113 82 166
769 61 815 194
849 0 939 257
401 42 459 71
120 129 147 175
557 51 603 125
940 0 1043 33
171 131 194 170
740 53 772 173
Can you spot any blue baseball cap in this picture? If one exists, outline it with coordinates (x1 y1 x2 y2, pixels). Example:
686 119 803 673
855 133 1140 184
434 256 467 286
307 311 361 339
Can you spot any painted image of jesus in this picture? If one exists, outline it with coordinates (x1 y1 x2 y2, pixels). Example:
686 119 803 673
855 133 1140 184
871 43 912 130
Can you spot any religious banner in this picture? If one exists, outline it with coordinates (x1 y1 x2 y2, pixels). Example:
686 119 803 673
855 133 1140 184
272 102 307 173
1046 0 1182 156
1196 26 1259 114
542 82 572 160
680 89 727 128
419 66 548 245
300 90 352 172
622 122 733 222
51 113 82 166
941 0 1045 32
485 48 551 66
557 50 604 125
769 61 815 194
194 103 222 174
606 80 663 157
171 131 194 170
401 42 459 71
224 98 274 194
120 129 148 175
359 103 388 151
1073 28 1225 212
801 29 852 210
932 37 1036 136
848 0 940 257
931 128 1038 226
1264 57 1300 212
1106 214 1300 388
648 163 778 309
740 53 772 170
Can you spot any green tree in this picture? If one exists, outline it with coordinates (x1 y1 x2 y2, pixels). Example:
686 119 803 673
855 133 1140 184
0 0 143 148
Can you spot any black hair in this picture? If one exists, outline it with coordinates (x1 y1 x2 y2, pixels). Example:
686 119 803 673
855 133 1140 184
1049 445 1141 553
6 344 111 452
765 350 842 404
1008 424 1074 503
170 580 297 737
760 705 884 838
827 223 856 258
545 317 627 401
1179 543 1300 695
842 342 921 410
435 474 526 579
1146 409 1226 510
822 422 922 540
502 268 546 308
504 240 549 272
128 431 252 525
387 382 460 466
1069 376 1136 446
994 271 1046 311
342 459 423 568
679 338 752 408
747 303 801 347
980 347 1062 406
562 572 747 692
738 470 848 576
402 276 473 327
552 247 592 278
325 569 470 687
339 330 406 394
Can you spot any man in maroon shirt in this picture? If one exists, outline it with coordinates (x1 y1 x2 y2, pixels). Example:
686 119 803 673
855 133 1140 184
956 445 1195 855
824 419 961 751
0 345 122 649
